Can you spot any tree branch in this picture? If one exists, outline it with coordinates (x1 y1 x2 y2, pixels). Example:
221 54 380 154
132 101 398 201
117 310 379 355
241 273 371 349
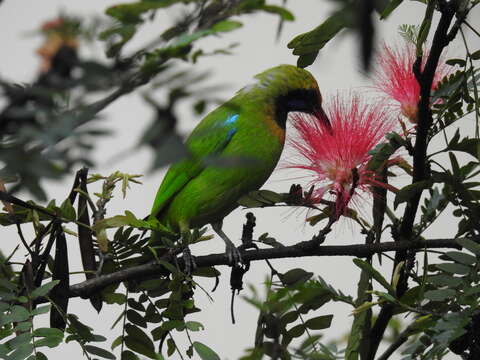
63 238 460 299
376 326 410 360
369 2 461 358
399 0 456 252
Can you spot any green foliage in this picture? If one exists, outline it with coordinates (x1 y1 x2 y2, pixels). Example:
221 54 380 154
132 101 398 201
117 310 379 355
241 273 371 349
398 24 419 45
288 7 353 68
241 272 348 359
0 0 479 359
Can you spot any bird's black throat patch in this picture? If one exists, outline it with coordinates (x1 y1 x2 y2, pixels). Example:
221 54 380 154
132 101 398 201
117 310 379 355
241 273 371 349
274 88 320 129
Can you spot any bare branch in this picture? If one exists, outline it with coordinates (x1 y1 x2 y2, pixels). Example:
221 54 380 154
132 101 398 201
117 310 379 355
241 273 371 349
62 238 461 299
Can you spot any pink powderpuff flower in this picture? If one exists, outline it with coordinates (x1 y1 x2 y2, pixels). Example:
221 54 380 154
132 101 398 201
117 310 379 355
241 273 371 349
287 93 397 219
373 41 450 123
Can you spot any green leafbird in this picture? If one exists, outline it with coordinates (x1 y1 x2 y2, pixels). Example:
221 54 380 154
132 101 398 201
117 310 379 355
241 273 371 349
150 64 329 266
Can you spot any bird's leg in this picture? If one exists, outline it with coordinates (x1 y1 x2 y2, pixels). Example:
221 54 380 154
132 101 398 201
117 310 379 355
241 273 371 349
94 249 112 277
211 221 242 266
179 223 197 275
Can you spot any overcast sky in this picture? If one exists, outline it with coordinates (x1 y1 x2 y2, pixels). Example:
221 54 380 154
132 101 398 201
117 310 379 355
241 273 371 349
1 1 479 359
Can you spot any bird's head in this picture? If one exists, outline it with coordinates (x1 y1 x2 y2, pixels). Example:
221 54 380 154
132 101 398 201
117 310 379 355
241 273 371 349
241 64 330 129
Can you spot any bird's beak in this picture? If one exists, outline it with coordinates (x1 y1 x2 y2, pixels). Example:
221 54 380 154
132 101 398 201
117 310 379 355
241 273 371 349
314 105 332 131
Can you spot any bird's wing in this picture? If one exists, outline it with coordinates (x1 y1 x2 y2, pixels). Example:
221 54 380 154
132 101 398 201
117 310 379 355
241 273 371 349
150 111 239 218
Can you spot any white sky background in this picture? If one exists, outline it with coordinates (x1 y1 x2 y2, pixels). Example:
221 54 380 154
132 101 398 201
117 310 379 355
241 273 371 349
0 1 479 359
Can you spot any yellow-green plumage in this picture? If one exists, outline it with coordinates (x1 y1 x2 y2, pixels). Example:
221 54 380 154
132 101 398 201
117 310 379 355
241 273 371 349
151 65 326 262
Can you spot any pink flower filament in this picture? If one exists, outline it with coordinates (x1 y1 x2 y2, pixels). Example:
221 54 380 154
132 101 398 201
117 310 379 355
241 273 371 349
288 94 396 218
374 42 450 123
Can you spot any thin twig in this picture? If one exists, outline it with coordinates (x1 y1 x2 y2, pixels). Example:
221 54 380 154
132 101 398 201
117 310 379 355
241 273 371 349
0 190 91 230
16 223 34 258
464 20 480 37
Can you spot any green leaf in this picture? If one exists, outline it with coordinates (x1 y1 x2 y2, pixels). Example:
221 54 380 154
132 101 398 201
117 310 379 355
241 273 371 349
238 190 283 207
305 315 333 330
0 301 10 312
288 7 352 67
126 309 147 328
316 276 355 305
447 137 480 160
30 281 59 299
427 274 463 287
121 350 140 360
352 259 395 294
192 267 220 278
280 311 299 327
100 24 136 58
457 238 480 255
192 341 221 360
297 51 319 68
445 251 477 265
279 268 313 286
95 212 173 235
432 71 467 102
160 320 184 331
257 233 283 248
257 190 283 204
30 305 50 316
372 291 397 303
446 58 466 67
111 335 123 350
471 49 480 60
380 0 403 19
14 322 32 333
416 0 434 55
33 336 63 348
59 199 76 221
167 338 176 357
7 332 32 349
259 5 294 21
0 305 30 325
306 212 329 227
424 289 456 301
7 343 33 360
0 279 18 291
211 20 243 33
33 352 48 360
105 0 181 24
125 324 156 359
128 299 145 312
237 196 265 208
85 345 116 360
352 301 377 315
286 324 305 339
464 285 480 295
394 180 431 209
347 258 373 360
151 326 167 342
103 292 126 305
185 321 204 331
367 133 404 171
449 152 461 175
436 263 470 275
33 328 64 338
67 314 95 342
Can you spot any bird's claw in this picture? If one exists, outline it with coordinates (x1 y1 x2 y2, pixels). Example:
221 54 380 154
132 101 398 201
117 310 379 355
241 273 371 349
182 247 197 275
226 243 242 267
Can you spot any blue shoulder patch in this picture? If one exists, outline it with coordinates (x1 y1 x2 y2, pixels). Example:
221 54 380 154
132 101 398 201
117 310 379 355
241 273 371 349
224 114 239 126
226 128 237 142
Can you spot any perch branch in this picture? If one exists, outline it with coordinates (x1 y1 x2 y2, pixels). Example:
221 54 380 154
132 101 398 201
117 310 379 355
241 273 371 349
60 238 460 299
